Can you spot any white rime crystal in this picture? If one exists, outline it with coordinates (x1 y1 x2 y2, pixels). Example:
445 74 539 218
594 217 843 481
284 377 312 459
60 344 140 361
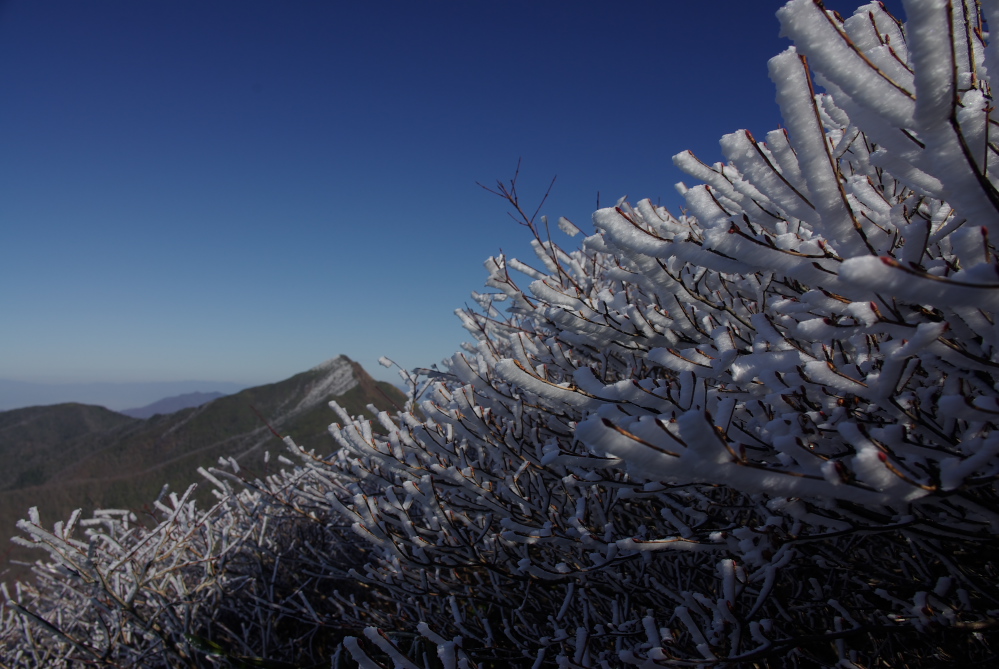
4 1 999 667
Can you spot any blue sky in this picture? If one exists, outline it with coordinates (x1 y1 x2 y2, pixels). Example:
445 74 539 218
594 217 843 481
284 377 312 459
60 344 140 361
0 0 906 393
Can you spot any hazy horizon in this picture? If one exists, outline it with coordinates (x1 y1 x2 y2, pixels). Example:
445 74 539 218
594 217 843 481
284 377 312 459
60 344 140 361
0 377 250 412
0 352 418 411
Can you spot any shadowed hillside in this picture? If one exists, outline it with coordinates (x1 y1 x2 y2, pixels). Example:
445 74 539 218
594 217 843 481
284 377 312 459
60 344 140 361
0 356 405 582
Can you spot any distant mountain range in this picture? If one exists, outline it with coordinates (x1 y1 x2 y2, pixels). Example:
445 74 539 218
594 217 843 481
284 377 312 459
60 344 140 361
120 391 227 418
0 379 250 412
0 355 406 582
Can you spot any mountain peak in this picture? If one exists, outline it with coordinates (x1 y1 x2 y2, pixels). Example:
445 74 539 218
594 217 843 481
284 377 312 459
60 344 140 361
293 356 358 415
308 355 353 373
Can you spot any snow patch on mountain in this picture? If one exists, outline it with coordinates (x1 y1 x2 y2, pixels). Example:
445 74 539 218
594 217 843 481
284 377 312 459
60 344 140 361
295 356 358 415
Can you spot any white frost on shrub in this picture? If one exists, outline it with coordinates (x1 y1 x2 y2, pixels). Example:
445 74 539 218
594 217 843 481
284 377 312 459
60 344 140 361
4 1 999 667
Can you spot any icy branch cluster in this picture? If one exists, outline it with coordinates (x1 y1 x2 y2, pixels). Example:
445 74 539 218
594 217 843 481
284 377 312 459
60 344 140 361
5 0 999 666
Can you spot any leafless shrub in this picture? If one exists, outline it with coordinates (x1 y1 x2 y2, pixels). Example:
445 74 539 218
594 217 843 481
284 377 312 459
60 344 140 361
6 1 999 667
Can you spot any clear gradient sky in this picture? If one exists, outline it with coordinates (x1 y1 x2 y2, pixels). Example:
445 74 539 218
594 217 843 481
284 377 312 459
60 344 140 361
1 0 906 391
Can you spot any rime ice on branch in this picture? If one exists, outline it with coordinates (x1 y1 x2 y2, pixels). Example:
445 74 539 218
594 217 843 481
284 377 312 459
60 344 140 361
5 1 999 667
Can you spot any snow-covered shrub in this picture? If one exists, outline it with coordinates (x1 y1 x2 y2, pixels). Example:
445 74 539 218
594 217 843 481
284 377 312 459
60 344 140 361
5 0 999 666
0 488 239 665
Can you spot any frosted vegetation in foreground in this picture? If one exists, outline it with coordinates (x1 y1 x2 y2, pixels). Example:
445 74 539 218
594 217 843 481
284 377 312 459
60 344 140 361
4 0 999 666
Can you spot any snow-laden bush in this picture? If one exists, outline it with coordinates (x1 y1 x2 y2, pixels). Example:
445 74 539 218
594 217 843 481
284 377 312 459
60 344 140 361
5 0 999 666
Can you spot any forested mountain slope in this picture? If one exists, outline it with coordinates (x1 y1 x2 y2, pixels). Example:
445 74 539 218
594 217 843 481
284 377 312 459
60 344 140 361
0 356 403 581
